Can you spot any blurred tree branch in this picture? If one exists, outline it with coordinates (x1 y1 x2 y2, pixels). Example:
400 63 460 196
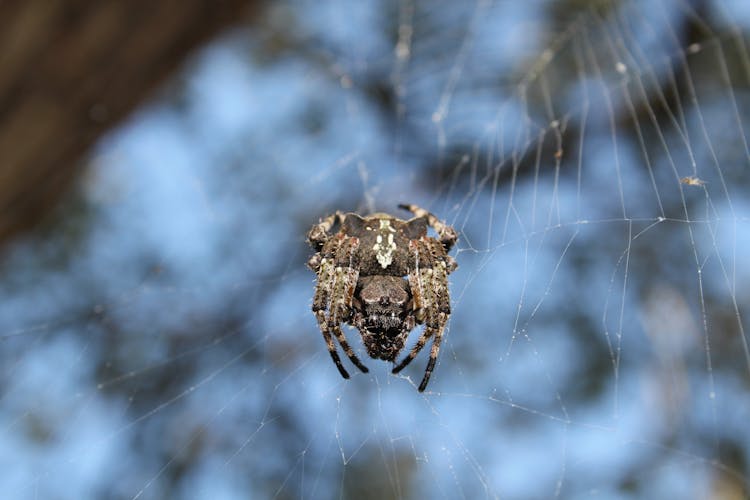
0 0 263 245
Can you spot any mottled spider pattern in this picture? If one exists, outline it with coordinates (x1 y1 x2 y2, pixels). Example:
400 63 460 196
307 204 457 392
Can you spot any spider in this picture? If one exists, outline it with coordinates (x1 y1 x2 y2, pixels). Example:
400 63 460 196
307 204 457 392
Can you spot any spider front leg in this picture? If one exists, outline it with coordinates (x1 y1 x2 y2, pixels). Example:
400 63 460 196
312 286 369 377
392 313 448 392
314 309 350 379
331 323 369 373
307 211 347 251
392 239 451 391
312 235 369 378
391 328 432 374
330 239 370 374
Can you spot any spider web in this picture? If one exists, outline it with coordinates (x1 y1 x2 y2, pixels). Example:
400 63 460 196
1 0 750 498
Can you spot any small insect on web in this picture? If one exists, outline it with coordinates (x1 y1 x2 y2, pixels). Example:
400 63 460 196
306 204 458 392
680 176 706 187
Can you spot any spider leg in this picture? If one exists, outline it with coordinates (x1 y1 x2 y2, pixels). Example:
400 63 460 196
312 252 350 378
307 211 347 250
391 327 433 374
328 234 369 374
315 310 349 379
425 239 452 314
331 324 369 373
419 313 447 392
393 239 437 373
417 241 452 391
393 238 452 391
312 235 366 378
404 239 430 323
328 235 359 321
398 203 458 251
391 314 448 392
312 255 334 313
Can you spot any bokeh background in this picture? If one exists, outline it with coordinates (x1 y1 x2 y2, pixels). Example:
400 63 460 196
1 0 749 498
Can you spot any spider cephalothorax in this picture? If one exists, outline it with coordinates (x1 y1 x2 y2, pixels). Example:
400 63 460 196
307 204 457 392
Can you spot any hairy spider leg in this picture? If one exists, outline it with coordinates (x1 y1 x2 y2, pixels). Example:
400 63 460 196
392 238 448 391
398 203 458 251
307 211 347 249
314 310 349 379
425 239 453 315
328 235 369 374
419 312 447 391
311 234 348 377
391 327 433 374
417 240 453 390
331 324 369 373
311 234 352 378
393 239 433 371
